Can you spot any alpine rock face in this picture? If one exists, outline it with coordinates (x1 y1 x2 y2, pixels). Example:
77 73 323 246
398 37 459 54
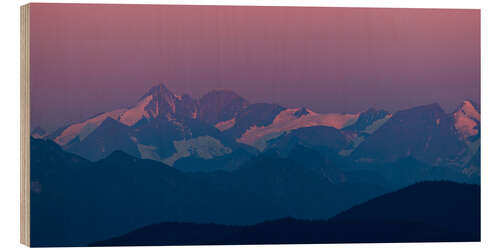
198 90 250 125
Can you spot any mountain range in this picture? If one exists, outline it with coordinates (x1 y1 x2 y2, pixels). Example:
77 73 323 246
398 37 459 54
29 84 480 246
35 83 480 176
30 137 479 246
30 137 387 246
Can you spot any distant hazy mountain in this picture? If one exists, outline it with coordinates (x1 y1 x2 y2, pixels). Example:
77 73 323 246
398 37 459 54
93 181 480 246
31 126 47 139
30 137 387 247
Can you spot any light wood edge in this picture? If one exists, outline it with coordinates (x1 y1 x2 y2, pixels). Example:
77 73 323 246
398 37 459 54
20 3 30 247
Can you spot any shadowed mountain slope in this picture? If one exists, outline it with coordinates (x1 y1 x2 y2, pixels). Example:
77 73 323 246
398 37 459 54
30 137 387 247
93 181 479 246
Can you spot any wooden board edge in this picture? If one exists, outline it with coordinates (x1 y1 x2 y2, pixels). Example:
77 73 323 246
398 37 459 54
20 3 30 247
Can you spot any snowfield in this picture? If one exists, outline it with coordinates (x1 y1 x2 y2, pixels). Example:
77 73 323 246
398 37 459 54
215 118 236 131
54 108 127 145
118 95 153 126
237 108 359 150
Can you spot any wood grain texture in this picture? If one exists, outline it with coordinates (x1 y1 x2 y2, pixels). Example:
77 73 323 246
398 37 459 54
20 3 30 247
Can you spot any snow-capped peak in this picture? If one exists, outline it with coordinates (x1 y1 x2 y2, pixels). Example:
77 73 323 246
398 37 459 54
123 83 184 124
139 83 174 100
52 83 199 146
453 100 480 139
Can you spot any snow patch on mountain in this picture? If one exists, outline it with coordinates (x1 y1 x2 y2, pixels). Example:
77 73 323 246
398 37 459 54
118 95 153 126
215 118 236 131
338 135 365 156
163 136 232 165
54 108 127 145
454 100 480 139
363 114 392 134
137 144 160 160
237 108 359 149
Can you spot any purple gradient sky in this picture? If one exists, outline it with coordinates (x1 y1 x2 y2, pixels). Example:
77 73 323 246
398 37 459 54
29 4 480 131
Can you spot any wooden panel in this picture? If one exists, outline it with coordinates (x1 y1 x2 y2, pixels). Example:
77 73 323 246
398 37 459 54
20 3 30 247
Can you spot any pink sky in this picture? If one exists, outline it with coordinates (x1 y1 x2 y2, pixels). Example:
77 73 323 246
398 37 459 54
29 4 480 131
